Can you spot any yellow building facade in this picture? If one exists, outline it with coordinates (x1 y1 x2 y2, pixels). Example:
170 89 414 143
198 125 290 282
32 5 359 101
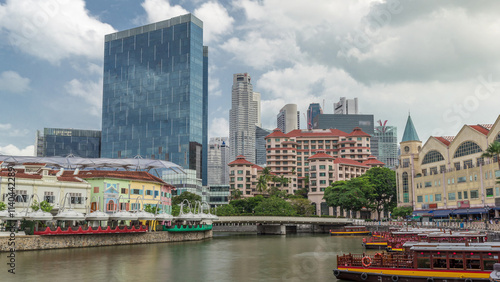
397 115 500 219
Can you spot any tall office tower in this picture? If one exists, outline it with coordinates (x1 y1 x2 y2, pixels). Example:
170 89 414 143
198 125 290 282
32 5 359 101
277 104 299 133
374 120 398 168
101 14 208 183
207 137 230 185
35 128 101 158
307 103 323 130
229 73 261 163
255 126 272 166
334 97 359 114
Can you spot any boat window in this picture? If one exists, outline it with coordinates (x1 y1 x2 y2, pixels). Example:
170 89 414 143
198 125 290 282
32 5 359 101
417 253 431 269
465 253 481 270
483 253 498 271
432 252 447 269
449 254 464 269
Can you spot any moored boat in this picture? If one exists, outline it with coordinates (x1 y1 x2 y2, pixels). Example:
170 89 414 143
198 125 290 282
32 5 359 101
330 226 371 236
334 242 500 281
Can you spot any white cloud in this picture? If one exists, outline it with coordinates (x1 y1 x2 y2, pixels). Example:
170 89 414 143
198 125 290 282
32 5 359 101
142 0 189 23
0 124 11 130
141 0 234 43
194 2 234 43
0 71 30 93
0 144 34 156
0 0 115 64
65 78 102 116
209 117 229 138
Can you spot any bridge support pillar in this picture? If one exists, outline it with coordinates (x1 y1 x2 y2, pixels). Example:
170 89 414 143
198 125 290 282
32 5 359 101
257 224 286 235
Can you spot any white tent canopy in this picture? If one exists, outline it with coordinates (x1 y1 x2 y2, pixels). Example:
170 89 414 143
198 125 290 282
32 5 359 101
0 155 184 174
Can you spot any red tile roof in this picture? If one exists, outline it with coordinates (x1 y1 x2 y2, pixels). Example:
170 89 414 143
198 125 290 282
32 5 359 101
287 128 348 137
308 152 335 160
266 128 288 138
333 158 369 167
23 162 47 166
470 125 490 135
252 164 264 170
363 159 385 165
228 155 255 166
434 137 451 146
0 169 43 179
346 127 371 137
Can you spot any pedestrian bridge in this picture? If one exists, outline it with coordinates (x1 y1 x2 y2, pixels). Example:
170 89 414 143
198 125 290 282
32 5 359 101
216 216 354 225
213 216 357 234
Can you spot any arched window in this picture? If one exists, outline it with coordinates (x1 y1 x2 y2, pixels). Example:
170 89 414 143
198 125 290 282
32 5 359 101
106 200 116 212
453 141 482 158
422 150 445 164
402 172 409 203
496 133 500 143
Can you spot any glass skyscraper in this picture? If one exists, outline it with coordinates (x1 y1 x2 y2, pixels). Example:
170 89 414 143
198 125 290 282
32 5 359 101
101 14 208 184
36 128 101 158
374 123 398 168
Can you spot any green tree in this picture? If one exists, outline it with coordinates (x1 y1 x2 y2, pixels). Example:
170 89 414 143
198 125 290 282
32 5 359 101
253 196 296 216
290 198 315 216
172 192 202 206
482 141 500 184
215 204 237 216
230 188 243 200
171 205 180 216
323 177 374 217
364 167 397 220
31 200 53 213
391 206 413 219
144 204 160 214
256 175 269 193
0 202 6 211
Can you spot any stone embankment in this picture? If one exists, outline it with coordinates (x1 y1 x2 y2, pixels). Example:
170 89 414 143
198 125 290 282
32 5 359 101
0 230 212 252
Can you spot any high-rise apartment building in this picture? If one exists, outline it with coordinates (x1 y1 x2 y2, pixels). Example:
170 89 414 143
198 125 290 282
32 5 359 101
374 121 398 168
35 128 101 158
313 114 378 157
334 97 358 114
307 103 323 130
207 137 230 185
277 104 300 133
229 73 261 163
229 128 385 216
101 14 208 184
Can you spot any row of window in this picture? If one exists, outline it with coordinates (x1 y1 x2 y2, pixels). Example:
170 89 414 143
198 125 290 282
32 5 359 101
269 138 368 143
416 188 499 203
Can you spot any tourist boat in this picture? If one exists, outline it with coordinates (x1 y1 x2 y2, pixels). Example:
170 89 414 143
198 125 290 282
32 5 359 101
363 236 388 249
334 242 500 281
387 230 487 252
330 226 371 236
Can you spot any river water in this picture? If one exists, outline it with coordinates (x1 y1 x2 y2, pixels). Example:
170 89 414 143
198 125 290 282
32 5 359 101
4 233 372 282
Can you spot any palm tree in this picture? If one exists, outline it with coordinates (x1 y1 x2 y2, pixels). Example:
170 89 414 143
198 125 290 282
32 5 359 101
256 175 268 193
231 189 243 200
482 141 500 184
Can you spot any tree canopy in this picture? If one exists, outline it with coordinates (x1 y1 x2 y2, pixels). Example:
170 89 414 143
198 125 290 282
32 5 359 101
391 206 413 219
363 167 397 219
172 191 202 206
323 177 374 215
30 200 53 213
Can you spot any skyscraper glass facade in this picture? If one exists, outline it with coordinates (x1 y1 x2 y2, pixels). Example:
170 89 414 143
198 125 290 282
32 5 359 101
374 124 398 168
36 128 101 158
101 14 208 182
307 103 322 130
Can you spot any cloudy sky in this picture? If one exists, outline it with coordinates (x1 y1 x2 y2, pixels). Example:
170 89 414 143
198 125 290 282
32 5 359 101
1 0 499 156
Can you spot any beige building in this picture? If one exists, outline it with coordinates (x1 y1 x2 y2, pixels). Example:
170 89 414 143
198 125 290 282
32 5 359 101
0 163 91 214
229 127 384 216
397 115 500 220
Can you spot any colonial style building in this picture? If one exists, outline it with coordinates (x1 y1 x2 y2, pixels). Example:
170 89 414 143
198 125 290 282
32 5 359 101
229 127 384 215
397 114 500 220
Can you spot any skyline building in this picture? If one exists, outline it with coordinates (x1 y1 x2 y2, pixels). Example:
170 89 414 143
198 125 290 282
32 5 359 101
207 137 230 185
255 126 272 166
307 103 323 130
334 97 359 114
100 14 208 184
229 73 261 163
277 104 300 133
374 120 398 168
35 128 101 158
313 114 378 158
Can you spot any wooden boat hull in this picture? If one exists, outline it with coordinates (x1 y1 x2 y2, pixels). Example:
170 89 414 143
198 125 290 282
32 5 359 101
330 231 371 236
363 242 388 249
334 267 489 282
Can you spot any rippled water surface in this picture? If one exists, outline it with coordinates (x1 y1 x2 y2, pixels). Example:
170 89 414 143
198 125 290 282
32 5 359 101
3 232 375 282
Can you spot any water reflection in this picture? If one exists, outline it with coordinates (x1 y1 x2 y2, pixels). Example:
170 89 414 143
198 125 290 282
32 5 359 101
5 233 370 282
